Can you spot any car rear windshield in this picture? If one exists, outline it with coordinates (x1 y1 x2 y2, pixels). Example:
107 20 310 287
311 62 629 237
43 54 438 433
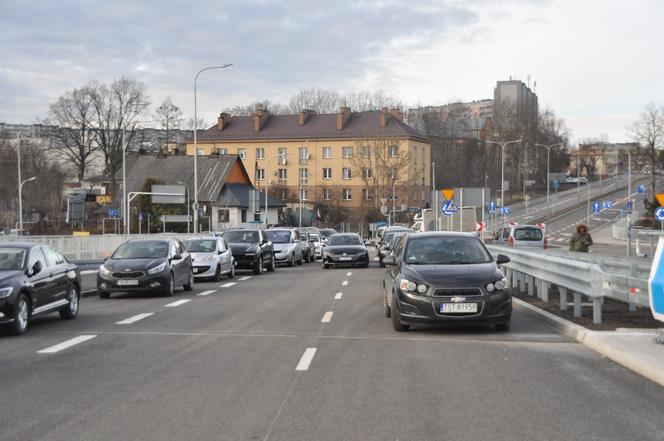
404 236 492 265
185 239 217 252
266 230 291 243
113 241 169 259
328 235 362 246
225 230 259 244
310 234 321 242
0 248 26 270
513 228 543 241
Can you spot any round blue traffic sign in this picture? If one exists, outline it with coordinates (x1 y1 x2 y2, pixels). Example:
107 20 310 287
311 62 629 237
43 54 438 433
656 207 664 222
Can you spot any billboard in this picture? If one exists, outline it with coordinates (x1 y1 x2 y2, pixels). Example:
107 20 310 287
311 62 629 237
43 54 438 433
151 185 186 204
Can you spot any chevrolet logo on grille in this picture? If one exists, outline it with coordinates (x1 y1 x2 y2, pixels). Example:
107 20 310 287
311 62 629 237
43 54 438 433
124 269 132 272
450 296 466 303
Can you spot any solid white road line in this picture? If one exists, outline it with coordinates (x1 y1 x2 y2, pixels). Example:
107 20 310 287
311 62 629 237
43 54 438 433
342 280 348 286
196 290 217 296
346 272 352 276
295 347 317 371
80 270 98 275
220 282 237 288
38 335 97 354
321 311 334 323
116 313 154 325
334 292 343 300
238 276 252 281
165 299 191 307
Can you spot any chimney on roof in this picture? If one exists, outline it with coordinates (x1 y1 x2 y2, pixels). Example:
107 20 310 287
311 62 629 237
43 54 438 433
253 105 271 132
388 108 403 122
336 106 351 130
217 112 231 130
379 108 389 128
298 109 315 126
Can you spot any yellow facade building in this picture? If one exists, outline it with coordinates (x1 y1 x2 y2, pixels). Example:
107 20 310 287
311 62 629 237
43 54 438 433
185 107 431 222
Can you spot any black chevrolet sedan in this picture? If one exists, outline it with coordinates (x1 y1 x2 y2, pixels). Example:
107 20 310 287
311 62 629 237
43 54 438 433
97 238 193 298
322 233 369 269
0 243 81 335
382 232 511 332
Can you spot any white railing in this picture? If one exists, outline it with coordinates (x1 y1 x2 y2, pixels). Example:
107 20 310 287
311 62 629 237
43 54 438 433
486 245 650 324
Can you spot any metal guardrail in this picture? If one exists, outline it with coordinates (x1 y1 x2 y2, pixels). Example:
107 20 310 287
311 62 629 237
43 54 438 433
486 245 650 324
0 233 208 260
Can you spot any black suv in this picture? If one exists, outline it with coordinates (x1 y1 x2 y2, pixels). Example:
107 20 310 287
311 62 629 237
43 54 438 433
0 243 81 335
224 229 275 275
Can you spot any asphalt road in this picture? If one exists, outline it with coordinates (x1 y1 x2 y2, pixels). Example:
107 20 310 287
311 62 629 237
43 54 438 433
1 254 663 441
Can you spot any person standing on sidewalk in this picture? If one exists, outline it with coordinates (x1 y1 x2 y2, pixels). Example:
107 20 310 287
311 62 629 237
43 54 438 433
569 223 593 252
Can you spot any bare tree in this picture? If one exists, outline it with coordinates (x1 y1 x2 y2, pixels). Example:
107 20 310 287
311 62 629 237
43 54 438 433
45 86 99 181
154 97 184 151
88 77 150 200
630 103 664 195
184 116 211 131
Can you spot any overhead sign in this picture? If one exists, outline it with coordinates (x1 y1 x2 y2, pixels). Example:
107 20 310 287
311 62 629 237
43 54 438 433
656 193 664 206
655 207 664 222
592 202 601 215
637 184 646 194
151 185 186 204
441 189 455 200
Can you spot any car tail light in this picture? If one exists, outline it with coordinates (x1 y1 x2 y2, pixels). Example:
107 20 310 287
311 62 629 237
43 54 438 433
508 236 514 247
544 238 548 249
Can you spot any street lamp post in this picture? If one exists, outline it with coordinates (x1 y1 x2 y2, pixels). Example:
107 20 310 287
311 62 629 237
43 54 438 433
535 143 563 211
177 181 190 234
486 139 521 226
193 64 233 234
18 176 36 233
264 152 289 227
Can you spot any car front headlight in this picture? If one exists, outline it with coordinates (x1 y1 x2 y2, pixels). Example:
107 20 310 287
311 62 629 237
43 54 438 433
487 277 508 293
0 287 13 299
200 255 216 262
147 262 166 275
399 279 428 294
99 264 112 277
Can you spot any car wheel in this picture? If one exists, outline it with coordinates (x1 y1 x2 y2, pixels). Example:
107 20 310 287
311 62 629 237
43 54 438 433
253 257 263 275
494 322 510 332
383 289 391 318
309 252 315 263
59 285 80 320
266 255 276 272
5 293 30 336
379 257 385 268
391 295 409 332
287 254 295 267
166 272 175 296
228 263 235 278
297 253 303 265
98 291 110 299
323 263 330 269
213 265 221 282
183 271 194 291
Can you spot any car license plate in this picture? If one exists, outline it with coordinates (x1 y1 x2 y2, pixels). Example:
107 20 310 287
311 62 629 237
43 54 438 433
339 256 352 261
117 279 139 286
440 303 477 313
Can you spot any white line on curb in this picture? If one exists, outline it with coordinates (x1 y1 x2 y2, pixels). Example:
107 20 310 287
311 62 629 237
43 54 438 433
116 313 154 325
295 347 317 371
334 292 343 300
197 290 216 296
342 281 348 286
238 276 252 281
165 299 191 307
321 311 334 323
220 282 237 288
38 335 97 354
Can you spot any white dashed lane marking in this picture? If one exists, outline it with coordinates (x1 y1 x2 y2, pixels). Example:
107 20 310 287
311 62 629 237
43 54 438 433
165 299 191 307
342 281 348 286
321 311 334 323
197 290 217 296
37 335 97 354
295 348 317 371
238 276 252 281
116 313 154 325
346 272 352 276
334 292 343 300
220 282 237 288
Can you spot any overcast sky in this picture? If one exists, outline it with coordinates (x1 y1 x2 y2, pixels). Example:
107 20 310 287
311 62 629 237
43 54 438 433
1 0 662 143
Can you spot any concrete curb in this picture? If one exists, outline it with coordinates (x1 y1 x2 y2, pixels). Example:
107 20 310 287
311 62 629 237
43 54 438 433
512 297 664 387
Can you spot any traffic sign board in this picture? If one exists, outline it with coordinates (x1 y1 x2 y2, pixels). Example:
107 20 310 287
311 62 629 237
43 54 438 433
488 201 496 214
138 211 144 221
380 197 388 206
500 206 510 214
441 200 458 216
655 207 664 222
380 205 388 215
657 193 664 206
637 184 646 193
441 189 454 200
593 202 600 215
552 179 560 190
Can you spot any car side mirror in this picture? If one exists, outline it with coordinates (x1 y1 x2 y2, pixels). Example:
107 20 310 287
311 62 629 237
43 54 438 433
171 254 182 261
30 260 43 276
496 254 510 265
383 255 397 266
364 240 370 246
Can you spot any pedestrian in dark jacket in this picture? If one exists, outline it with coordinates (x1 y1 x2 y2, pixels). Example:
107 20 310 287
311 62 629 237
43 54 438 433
569 223 593 252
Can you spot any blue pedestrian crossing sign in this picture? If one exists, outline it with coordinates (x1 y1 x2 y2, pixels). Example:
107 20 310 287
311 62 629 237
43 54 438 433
602 200 613 209
488 201 496 214
648 237 664 323
107 208 119 218
592 202 600 215
441 200 458 216
138 211 144 221
655 207 664 222
627 201 633 212
637 184 646 193
500 206 510 215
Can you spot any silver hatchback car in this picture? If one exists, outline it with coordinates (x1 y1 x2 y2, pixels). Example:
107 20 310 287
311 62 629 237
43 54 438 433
495 225 547 249
185 237 235 281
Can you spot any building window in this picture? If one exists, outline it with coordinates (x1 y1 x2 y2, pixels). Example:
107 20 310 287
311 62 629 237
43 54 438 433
280 188 287 200
323 188 332 200
342 188 352 200
238 148 246 160
363 168 372 179
300 188 308 201
388 145 398 157
342 146 353 159
299 147 309 165
256 147 264 160
362 145 371 158
299 168 308 185
196 148 205 156
217 148 228 155
363 188 373 200
241 209 247 223
342 168 352 180
322 168 332 180
256 168 265 181
323 146 332 159
390 167 397 179
278 168 287 184
254 212 261 222
278 147 288 165
218 209 230 223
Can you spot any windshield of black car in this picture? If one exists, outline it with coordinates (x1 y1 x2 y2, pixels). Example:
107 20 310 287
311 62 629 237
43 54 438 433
0 248 26 270
112 241 169 259
328 235 362 246
225 231 259 243
185 240 217 252
404 236 492 265
266 230 291 243
513 228 543 241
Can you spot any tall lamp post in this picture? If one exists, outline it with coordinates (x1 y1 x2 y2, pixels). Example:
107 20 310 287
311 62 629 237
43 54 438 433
18 176 36 233
177 181 191 234
193 64 233 234
535 143 563 209
486 139 521 225
264 152 289 227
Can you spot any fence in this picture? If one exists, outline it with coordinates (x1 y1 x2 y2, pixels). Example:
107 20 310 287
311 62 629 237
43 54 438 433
486 245 651 324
